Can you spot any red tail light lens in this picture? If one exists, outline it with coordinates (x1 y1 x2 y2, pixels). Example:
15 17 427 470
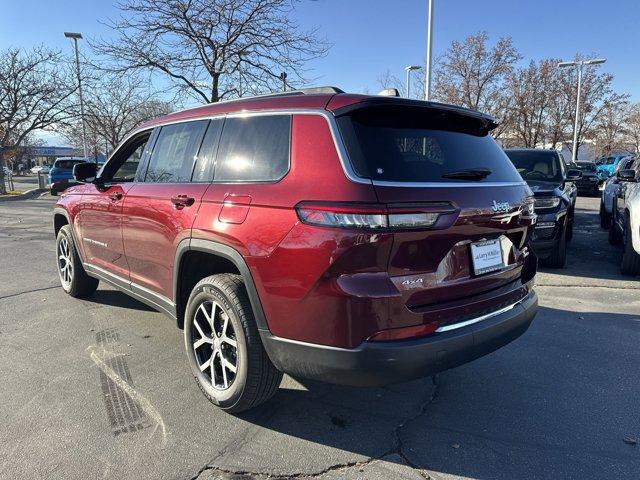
295 202 442 230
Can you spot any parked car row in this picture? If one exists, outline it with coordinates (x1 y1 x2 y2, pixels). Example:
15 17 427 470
600 155 640 275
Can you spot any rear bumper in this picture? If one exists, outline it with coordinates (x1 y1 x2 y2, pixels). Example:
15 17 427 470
261 290 538 386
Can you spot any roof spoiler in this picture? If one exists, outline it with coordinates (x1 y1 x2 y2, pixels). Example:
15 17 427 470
332 97 500 135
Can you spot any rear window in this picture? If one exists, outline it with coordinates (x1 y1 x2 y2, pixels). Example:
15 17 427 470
505 150 564 183
54 160 85 169
336 107 522 183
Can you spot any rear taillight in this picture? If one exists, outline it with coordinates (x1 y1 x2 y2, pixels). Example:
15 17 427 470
295 202 448 231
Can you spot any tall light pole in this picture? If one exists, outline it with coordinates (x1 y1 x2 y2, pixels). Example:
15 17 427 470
558 58 606 163
405 65 421 99
64 32 88 161
424 0 434 100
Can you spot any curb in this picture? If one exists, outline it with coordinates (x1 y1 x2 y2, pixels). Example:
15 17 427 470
0 188 47 202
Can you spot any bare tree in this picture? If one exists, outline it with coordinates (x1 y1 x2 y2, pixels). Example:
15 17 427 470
0 47 76 194
432 31 520 137
625 103 640 155
563 57 628 159
62 74 172 157
505 59 558 147
92 0 330 103
593 98 631 156
376 69 402 93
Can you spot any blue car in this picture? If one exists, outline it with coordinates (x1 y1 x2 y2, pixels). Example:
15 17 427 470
595 154 628 181
49 158 95 195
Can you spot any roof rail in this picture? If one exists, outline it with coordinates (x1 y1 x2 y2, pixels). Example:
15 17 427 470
229 86 345 102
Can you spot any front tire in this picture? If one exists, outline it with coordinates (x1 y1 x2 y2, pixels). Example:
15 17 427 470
621 218 640 276
184 274 282 413
541 222 567 268
56 225 99 297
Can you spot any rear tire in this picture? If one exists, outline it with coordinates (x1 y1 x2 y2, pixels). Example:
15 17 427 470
600 200 611 229
542 222 567 268
184 274 282 413
608 211 623 246
621 218 640 276
56 225 99 297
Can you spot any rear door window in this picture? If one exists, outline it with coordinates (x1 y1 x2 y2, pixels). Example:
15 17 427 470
214 115 291 182
336 106 522 183
144 120 208 183
192 119 224 182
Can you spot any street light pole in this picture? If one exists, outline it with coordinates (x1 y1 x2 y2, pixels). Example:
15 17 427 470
424 0 434 100
64 32 89 161
558 58 606 163
405 65 421 99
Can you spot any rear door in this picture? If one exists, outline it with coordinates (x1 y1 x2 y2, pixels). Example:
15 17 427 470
121 120 211 300
335 104 535 310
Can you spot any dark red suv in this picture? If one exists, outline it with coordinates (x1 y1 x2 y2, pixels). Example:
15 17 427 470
54 87 538 412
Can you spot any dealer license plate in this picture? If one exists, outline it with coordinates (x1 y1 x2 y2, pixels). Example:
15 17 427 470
470 239 504 276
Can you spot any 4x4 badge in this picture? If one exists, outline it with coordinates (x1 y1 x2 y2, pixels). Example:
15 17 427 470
492 200 510 213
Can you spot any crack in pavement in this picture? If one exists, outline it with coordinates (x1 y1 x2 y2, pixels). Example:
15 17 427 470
0 285 59 300
192 376 439 480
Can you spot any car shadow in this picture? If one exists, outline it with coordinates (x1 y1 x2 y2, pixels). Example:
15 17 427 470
214 306 640 479
82 289 155 312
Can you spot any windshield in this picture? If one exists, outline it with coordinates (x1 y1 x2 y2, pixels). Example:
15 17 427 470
575 162 597 172
336 106 522 183
598 157 616 165
504 150 563 182
54 160 85 169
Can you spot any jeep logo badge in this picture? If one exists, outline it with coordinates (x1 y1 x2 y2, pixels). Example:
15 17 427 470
492 200 510 213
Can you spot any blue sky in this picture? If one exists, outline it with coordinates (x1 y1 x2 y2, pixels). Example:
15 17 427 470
1 0 639 143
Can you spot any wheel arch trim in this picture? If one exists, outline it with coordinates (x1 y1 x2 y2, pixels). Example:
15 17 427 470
173 238 269 331
53 207 85 264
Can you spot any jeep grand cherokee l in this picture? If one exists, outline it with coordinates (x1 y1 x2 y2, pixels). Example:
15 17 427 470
53 87 538 412
505 148 581 268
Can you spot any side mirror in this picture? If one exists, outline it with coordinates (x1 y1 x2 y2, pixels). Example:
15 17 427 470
565 169 582 181
73 162 97 183
617 169 637 182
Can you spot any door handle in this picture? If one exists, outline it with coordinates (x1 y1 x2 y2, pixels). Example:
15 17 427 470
171 195 195 209
109 192 122 201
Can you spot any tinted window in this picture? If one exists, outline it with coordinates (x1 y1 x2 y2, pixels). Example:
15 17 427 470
55 160 85 169
192 119 223 182
215 115 290 182
145 120 208 183
337 107 522 183
505 150 564 182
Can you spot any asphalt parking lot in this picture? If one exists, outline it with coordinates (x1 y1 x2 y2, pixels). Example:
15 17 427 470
0 195 638 480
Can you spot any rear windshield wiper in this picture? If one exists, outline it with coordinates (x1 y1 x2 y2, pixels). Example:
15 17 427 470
441 168 492 181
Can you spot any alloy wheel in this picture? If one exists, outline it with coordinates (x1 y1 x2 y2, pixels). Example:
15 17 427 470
57 236 73 288
191 300 238 390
